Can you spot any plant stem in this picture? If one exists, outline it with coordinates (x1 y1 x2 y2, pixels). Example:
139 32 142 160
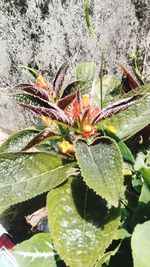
85 0 104 109
100 51 104 109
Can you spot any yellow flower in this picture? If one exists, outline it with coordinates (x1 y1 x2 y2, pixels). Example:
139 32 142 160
82 94 90 108
108 125 117 133
60 140 75 154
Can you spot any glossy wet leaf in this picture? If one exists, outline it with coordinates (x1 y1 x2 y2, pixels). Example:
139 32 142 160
131 220 150 267
47 177 120 267
0 152 75 215
76 62 96 81
13 233 66 267
0 128 40 152
75 137 123 207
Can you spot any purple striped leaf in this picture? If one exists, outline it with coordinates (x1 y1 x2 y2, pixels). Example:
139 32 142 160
53 61 69 97
21 128 61 151
62 81 87 97
20 103 73 127
22 86 49 101
92 95 143 124
13 93 58 110
57 92 76 110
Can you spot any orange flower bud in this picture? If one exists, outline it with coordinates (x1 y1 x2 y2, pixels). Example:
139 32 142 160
35 75 49 90
41 115 52 126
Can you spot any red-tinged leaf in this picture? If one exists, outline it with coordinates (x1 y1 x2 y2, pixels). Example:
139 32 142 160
13 92 74 126
92 95 143 124
22 86 49 101
53 61 69 97
62 81 87 97
13 93 59 110
58 92 76 110
21 128 61 151
119 64 139 89
20 103 73 127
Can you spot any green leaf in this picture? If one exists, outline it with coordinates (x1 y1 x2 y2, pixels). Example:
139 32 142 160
134 152 150 184
94 243 121 267
0 152 75 215
113 228 130 240
108 238 133 267
47 177 120 267
99 126 134 163
122 84 150 97
13 233 66 267
100 93 150 140
131 182 150 229
131 220 150 267
76 62 96 81
0 128 40 152
91 75 121 107
62 81 89 97
75 137 123 207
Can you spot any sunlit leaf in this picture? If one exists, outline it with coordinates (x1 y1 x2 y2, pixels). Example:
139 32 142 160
98 126 134 163
13 233 66 267
47 177 120 267
94 243 121 267
0 152 75 215
0 128 40 152
21 128 61 151
134 152 150 184
131 220 150 267
75 137 123 207
76 62 96 81
12 93 73 127
91 75 121 107
93 95 143 124
98 93 150 140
